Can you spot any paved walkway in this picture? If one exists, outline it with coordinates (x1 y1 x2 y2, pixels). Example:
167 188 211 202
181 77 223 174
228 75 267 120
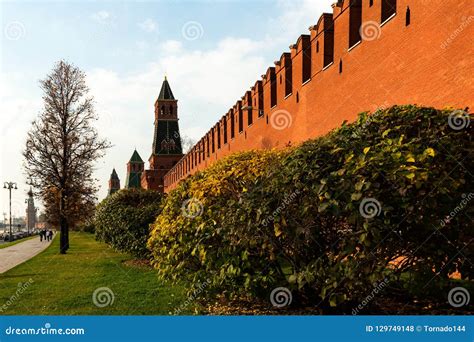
0 236 53 274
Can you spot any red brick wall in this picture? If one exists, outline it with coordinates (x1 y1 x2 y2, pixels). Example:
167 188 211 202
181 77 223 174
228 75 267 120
164 0 474 192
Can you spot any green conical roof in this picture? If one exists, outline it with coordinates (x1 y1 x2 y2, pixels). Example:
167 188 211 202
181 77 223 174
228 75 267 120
111 168 119 180
129 150 144 163
158 76 175 100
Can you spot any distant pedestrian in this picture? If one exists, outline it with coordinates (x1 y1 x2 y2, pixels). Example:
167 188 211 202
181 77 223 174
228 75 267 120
48 230 53 241
39 230 44 242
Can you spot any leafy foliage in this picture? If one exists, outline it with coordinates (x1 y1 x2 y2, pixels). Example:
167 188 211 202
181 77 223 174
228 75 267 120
149 105 473 307
95 189 163 258
148 150 285 297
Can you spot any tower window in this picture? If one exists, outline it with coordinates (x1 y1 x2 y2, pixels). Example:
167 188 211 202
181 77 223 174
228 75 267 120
339 59 343 73
316 41 319 53
406 6 411 26
381 0 397 23
296 92 299 103
279 74 282 84
217 123 221 149
349 0 362 48
369 0 373 6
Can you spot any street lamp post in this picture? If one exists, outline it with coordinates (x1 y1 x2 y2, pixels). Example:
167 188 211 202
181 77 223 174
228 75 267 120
3 182 18 242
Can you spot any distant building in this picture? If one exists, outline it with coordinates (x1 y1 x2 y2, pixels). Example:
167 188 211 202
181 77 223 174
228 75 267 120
108 168 121 196
25 187 36 233
125 150 144 189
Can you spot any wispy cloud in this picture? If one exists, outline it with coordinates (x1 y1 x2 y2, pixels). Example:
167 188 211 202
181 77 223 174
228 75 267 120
138 18 158 33
90 11 112 24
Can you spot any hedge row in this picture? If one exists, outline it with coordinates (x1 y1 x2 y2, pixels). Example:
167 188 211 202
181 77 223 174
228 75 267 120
147 105 473 307
95 188 163 258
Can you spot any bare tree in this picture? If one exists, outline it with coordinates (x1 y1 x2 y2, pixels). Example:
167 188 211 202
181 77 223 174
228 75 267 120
24 60 110 254
181 135 197 154
42 185 96 230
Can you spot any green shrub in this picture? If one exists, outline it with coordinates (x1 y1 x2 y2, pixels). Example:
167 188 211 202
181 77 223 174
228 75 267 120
237 105 473 306
148 150 285 297
77 219 95 234
95 188 163 258
149 105 473 307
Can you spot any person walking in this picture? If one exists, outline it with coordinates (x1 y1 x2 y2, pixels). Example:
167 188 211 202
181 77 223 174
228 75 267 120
48 230 53 241
39 230 44 242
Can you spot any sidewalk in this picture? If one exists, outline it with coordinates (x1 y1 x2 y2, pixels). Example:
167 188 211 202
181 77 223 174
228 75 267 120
0 236 53 273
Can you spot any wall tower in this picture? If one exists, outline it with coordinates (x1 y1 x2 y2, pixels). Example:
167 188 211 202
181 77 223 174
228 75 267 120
125 150 144 189
141 77 184 192
108 168 121 195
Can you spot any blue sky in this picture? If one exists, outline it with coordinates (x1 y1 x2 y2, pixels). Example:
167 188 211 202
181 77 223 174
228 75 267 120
1 0 333 216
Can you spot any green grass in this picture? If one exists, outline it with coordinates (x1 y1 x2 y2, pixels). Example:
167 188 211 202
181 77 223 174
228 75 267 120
0 235 37 249
0 232 196 315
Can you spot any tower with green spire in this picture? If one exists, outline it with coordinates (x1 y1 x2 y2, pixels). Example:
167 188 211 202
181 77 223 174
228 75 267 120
141 77 184 192
125 150 144 189
108 168 121 195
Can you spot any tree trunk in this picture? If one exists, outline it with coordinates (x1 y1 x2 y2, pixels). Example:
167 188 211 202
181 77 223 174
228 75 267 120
59 193 68 254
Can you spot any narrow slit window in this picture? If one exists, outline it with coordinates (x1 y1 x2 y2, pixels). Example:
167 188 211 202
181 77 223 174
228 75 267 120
339 59 343 73
217 123 221 149
406 6 411 26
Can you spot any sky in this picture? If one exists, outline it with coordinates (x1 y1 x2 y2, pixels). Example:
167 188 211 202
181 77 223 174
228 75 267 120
0 0 334 217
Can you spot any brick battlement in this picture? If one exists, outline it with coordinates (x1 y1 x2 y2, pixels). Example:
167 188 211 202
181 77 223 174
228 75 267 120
163 0 474 192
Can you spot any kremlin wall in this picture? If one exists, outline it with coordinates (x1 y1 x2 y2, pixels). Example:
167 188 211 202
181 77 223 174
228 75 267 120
113 0 474 194
162 0 474 192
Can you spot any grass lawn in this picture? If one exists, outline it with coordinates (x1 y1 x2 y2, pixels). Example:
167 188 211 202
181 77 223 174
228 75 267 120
0 232 195 315
0 235 37 249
